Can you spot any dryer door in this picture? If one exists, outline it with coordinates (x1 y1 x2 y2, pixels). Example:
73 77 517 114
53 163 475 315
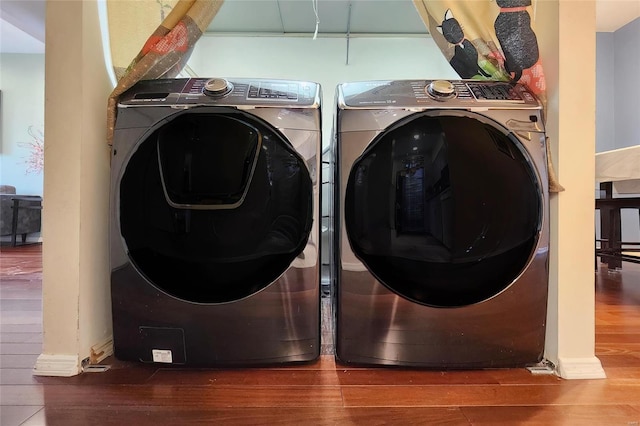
345 111 543 307
118 108 313 303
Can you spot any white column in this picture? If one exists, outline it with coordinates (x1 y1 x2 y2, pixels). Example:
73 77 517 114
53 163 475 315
537 0 605 379
34 0 113 377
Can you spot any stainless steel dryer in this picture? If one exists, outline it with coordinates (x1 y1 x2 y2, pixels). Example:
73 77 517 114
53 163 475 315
110 78 321 366
334 80 549 368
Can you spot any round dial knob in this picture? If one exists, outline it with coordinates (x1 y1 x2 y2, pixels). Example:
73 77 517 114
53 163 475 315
203 78 233 98
426 80 456 100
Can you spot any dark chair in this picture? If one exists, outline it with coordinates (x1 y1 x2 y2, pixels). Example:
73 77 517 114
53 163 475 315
0 185 42 246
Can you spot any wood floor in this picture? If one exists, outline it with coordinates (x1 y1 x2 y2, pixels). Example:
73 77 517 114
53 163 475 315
1 244 640 425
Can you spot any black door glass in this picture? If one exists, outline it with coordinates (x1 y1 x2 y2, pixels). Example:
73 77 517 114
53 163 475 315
119 110 313 303
157 115 260 208
345 113 541 307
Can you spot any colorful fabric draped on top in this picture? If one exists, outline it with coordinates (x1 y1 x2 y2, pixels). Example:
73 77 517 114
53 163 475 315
414 0 562 192
103 0 562 191
106 0 224 145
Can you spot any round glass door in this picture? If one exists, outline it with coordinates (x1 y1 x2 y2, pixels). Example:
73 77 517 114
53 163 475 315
119 109 313 303
345 112 542 307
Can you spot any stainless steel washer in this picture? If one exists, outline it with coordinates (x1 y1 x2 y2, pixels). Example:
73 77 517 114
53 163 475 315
333 80 549 368
110 78 321 366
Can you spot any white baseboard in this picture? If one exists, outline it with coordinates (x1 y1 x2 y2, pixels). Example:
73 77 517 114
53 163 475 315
31 337 113 377
32 354 81 377
556 356 607 379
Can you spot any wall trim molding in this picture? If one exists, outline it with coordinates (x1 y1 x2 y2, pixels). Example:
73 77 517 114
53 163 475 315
556 356 607 379
32 354 81 377
90 336 113 365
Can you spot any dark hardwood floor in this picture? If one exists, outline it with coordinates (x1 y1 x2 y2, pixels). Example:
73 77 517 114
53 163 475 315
1 244 640 425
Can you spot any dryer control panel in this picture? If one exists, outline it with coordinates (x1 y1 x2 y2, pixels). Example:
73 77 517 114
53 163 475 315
339 80 540 110
119 78 321 108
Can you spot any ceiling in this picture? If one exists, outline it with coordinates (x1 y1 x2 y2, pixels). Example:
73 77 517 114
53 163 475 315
206 0 426 34
1 0 639 53
595 0 640 32
0 0 45 53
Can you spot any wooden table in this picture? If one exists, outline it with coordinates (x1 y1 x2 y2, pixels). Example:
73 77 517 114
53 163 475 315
596 182 640 269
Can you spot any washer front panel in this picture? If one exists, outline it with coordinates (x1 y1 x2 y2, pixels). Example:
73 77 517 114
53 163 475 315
344 111 542 307
334 81 549 367
117 108 313 304
109 80 322 365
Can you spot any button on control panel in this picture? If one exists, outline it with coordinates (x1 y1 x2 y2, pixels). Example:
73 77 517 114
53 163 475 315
248 82 299 101
426 80 456 100
203 78 234 98
466 82 524 102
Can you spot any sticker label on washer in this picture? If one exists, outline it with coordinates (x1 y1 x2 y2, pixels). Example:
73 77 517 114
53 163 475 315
152 349 173 363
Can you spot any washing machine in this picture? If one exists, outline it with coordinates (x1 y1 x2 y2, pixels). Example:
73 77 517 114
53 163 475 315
110 78 321 366
334 79 549 368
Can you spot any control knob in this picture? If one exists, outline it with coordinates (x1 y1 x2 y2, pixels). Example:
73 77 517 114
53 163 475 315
203 78 233 98
426 80 456 100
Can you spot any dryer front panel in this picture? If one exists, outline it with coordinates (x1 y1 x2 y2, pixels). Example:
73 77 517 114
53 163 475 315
343 111 543 308
116 108 314 304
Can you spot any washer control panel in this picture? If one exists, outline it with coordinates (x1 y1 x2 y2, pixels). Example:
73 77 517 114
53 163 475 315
247 81 300 101
339 80 540 109
465 82 527 101
119 78 320 107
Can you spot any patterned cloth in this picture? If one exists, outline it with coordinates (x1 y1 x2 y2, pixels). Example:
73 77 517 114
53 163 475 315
413 0 563 192
106 0 224 145
104 0 562 191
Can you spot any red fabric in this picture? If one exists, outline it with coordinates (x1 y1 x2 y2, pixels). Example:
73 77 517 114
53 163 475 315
144 21 189 55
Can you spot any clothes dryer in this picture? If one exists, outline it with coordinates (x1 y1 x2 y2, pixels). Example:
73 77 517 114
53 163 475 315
334 80 548 368
110 78 321 366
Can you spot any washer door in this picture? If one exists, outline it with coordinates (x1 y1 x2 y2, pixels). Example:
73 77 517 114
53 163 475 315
345 111 542 307
118 109 313 303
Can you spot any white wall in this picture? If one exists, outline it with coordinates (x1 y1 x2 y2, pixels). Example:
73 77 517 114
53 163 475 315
187 35 458 149
595 33 615 153
595 18 640 153
0 53 45 196
614 18 640 150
